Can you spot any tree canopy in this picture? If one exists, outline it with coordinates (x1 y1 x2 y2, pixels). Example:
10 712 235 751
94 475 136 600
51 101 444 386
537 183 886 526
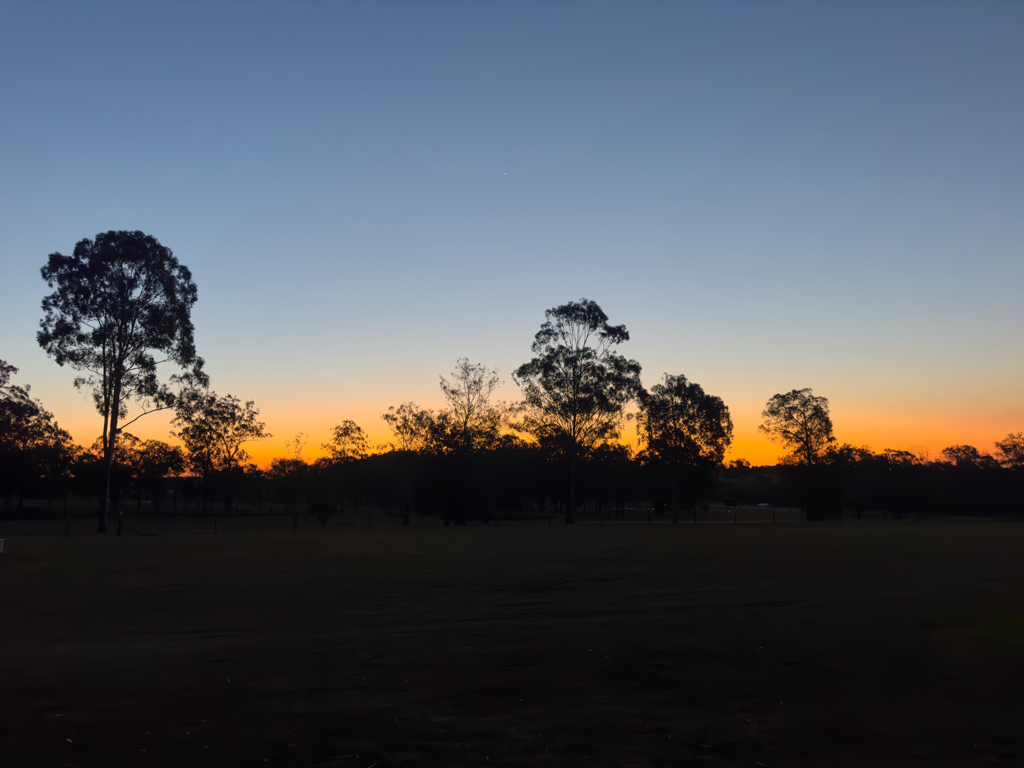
514 299 641 452
172 390 270 483
0 360 63 454
940 444 998 470
0 359 75 504
322 421 370 464
995 433 1024 470
759 388 835 465
437 359 507 453
638 374 734 468
382 402 434 452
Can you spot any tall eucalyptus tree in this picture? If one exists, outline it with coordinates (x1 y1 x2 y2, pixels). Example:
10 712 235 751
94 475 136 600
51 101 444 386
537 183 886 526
38 231 206 532
514 299 641 523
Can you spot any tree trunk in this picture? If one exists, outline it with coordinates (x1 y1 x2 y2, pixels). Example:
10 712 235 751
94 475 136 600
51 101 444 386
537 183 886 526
101 443 114 533
101 382 123 534
671 479 678 524
566 445 576 525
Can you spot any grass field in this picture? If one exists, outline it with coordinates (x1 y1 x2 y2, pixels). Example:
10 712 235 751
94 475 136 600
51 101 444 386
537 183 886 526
2 516 1023 767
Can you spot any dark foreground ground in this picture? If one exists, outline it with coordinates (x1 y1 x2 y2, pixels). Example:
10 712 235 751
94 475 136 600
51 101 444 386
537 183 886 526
1 516 1023 767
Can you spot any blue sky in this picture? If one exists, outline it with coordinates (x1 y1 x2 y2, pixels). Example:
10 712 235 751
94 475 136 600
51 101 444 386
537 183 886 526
1 1 1022 462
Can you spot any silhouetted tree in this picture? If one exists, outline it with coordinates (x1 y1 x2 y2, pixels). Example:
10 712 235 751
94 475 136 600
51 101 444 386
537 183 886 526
0 359 76 510
437 359 508 453
882 448 919 467
940 444 998 470
319 420 369 516
38 231 206 532
379 364 513 524
172 391 270 512
382 402 434 452
759 388 835 465
322 421 370 463
759 390 839 519
513 299 642 524
994 434 1024 470
823 443 873 466
637 374 733 522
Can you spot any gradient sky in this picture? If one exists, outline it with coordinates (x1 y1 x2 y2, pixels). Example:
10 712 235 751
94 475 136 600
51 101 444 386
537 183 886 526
1 1 1022 466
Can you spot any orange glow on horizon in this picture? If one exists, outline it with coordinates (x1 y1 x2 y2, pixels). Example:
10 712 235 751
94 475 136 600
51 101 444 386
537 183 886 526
50 396 1021 470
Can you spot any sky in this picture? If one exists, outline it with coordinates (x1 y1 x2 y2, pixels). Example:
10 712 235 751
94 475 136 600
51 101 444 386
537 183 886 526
1 1 1022 466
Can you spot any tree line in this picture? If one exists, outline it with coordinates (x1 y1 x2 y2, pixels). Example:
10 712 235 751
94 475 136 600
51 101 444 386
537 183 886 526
3 230 1023 529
